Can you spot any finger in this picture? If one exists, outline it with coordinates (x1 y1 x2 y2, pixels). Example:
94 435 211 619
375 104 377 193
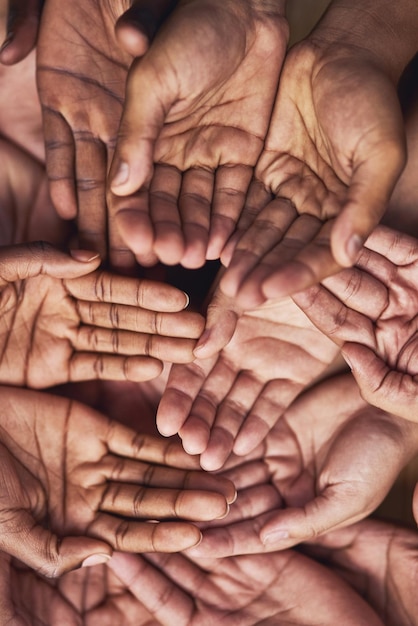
219 197 297 299
150 164 185 265
331 139 406 267
193 288 241 359
109 55 174 196
69 353 163 382
342 342 418 422
73 327 199 363
0 242 100 284
207 164 253 261
99 455 236 504
110 189 158 267
413 482 418 525
292 284 375 349
115 0 175 57
179 167 213 268
362 224 418 266
0 509 111 578
41 107 78 219
0 0 42 65
109 552 193 626
65 270 189 310
75 303 203 336
100 483 229 521
74 133 108 257
89 513 202 552
156 358 217 438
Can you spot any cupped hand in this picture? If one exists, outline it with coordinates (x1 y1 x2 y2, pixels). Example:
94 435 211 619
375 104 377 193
157 288 339 470
0 385 235 578
109 0 288 269
303 518 418 626
0 241 204 388
36 0 172 267
219 37 406 310
186 374 418 557
293 224 418 423
109 547 383 625
0 552 159 625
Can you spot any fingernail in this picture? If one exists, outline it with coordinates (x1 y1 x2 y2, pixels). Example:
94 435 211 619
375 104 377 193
217 504 230 520
262 529 289 546
0 33 13 54
81 554 111 568
70 249 101 263
193 329 211 355
182 292 190 309
342 352 353 371
346 235 363 264
111 161 129 188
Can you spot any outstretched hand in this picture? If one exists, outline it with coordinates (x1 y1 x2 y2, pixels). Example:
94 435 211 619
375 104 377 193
157 288 339 470
293 225 418 422
109 0 288 269
0 386 235 578
219 34 406 310
186 374 418 557
0 241 204 388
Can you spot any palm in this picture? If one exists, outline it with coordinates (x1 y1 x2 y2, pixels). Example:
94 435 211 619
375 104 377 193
158 292 339 470
109 548 383 625
220 40 405 308
294 225 418 421
187 374 418 557
1 553 158 625
111 0 288 268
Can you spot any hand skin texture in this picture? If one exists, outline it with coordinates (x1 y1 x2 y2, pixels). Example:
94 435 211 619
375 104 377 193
302 518 418 626
36 0 174 268
157 288 339 471
183 374 418 557
0 241 204 388
0 552 159 625
108 548 383 626
293 224 418 423
218 0 418 310
109 0 288 269
0 385 235 578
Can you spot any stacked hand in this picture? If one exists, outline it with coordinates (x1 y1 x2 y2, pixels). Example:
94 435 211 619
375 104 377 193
0 386 235 578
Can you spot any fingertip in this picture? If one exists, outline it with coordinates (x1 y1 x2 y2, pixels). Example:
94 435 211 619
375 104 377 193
69 249 101 263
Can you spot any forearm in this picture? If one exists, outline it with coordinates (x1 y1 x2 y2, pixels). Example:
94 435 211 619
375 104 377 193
309 0 418 82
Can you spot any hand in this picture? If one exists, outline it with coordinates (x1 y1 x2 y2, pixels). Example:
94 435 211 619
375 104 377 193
157 288 339 470
109 548 383 625
218 23 408 309
109 0 288 269
0 241 204 388
186 374 418 556
0 385 235 578
293 225 418 423
303 518 418 626
36 0 173 267
0 552 159 625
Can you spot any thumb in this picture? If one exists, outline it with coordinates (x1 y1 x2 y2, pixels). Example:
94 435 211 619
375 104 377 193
0 242 101 283
0 0 42 66
193 287 241 359
331 140 405 267
1 510 111 578
115 0 175 57
342 342 418 422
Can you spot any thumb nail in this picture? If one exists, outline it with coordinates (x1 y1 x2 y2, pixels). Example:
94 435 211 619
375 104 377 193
346 234 364 264
81 553 111 568
193 329 211 355
111 161 130 188
70 250 101 263
342 351 353 371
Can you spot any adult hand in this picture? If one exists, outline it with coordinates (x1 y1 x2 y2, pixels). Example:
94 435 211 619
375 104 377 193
218 0 416 309
109 0 288 269
0 386 235 578
303 518 418 626
36 0 173 267
0 241 204 388
0 552 159 625
294 225 418 423
186 374 418 556
157 289 339 470
0 0 43 65
109 548 383 625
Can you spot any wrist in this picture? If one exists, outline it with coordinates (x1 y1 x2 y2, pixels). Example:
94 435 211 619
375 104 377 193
307 0 418 83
